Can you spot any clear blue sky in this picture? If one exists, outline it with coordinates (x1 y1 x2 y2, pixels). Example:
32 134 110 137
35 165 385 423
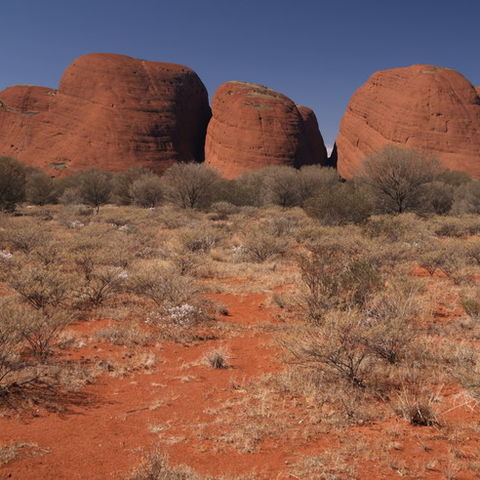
1 0 479 147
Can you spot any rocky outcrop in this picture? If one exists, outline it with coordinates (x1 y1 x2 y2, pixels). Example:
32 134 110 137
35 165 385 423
205 81 327 178
336 65 480 178
296 105 328 167
0 53 211 175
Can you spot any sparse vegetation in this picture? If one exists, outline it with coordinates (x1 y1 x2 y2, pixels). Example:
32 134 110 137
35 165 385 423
2 150 480 479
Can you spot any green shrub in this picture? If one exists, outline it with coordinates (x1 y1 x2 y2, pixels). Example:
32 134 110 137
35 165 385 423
304 181 373 225
0 157 26 212
162 163 220 209
299 245 381 321
25 170 57 205
357 146 442 213
110 167 150 205
130 173 164 208
78 169 112 212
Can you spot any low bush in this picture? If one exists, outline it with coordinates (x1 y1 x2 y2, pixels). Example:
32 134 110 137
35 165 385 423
25 170 57 205
304 181 373 225
126 451 200 480
241 227 288 263
0 157 26 212
9 264 73 311
298 245 381 321
130 173 164 208
290 309 374 387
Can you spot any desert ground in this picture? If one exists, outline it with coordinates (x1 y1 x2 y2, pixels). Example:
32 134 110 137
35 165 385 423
1 201 480 480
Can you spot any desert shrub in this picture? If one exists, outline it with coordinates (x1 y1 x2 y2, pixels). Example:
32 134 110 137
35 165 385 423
299 245 381 321
304 181 373 225
130 173 164 208
58 187 84 206
260 208 308 237
357 145 442 213
262 166 302 207
96 322 151 347
32 241 63 266
298 165 340 204
363 279 420 364
70 225 133 269
451 179 480 214
465 238 480 266
237 166 340 208
241 226 288 262
170 250 200 276
290 309 374 387
129 264 200 309
178 225 223 254
25 170 57 205
460 288 480 321
417 241 464 277
448 344 480 401
418 181 454 215
129 263 212 338
162 163 220 209
460 297 480 320
208 201 240 218
0 157 26 212
12 304 70 359
110 167 150 205
205 349 230 369
433 215 480 237
74 266 127 308
436 170 473 187
1 218 49 253
126 451 200 480
0 305 24 391
363 213 431 243
77 168 112 212
0 299 71 361
9 264 72 311
231 170 268 206
396 390 440 426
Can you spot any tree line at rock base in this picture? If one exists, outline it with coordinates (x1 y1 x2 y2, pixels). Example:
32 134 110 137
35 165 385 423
1 145 479 222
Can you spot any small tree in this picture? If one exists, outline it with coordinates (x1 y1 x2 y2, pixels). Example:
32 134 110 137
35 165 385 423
298 165 340 204
111 167 150 205
78 169 112 212
419 181 454 215
0 157 26 212
26 170 57 205
304 181 373 225
262 166 302 207
451 180 480 214
130 173 164 208
358 146 442 213
162 163 220 209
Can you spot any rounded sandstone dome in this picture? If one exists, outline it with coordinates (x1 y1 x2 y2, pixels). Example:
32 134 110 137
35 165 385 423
336 64 480 178
205 81 327 178
0 53 211 175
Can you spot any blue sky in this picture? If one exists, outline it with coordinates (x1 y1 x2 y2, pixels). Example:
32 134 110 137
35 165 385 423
1 0 479 147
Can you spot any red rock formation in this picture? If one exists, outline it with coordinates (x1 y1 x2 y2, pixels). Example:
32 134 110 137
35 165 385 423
205 81 327 178
296 105 328 166
336 65 480 178
0 53 210 175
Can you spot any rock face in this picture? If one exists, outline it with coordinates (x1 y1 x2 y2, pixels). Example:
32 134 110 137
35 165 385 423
0 53 211 175
205 81 327 178
336 65 480 178
296 105 328 167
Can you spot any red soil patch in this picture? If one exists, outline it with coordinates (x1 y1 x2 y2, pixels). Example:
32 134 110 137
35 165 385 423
1 289 480 480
